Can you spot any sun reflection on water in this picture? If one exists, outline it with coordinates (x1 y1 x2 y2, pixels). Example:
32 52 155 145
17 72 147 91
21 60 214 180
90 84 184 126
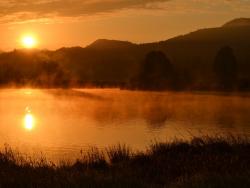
24 107 35 131
24 90 32 95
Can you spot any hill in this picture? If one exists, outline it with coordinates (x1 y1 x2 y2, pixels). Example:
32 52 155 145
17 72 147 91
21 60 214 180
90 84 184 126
223 18 250 27
0 18 250 90
86 39 137 50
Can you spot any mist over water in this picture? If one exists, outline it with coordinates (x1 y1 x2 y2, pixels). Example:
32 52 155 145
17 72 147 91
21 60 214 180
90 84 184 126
0 88 250 161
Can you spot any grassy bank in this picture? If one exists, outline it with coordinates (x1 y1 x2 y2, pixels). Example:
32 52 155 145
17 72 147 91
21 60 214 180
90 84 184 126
0 135 250 188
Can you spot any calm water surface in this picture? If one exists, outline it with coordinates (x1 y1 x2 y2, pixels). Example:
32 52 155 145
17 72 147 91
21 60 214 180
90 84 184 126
0 89 250 161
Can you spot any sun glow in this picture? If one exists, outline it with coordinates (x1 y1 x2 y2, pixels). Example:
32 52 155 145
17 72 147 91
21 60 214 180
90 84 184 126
21 35 37 49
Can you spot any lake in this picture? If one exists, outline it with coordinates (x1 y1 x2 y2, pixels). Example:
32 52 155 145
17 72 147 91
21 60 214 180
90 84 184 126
0 89 250 162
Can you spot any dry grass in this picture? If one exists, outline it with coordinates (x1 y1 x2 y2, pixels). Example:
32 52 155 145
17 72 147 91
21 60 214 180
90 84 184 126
0 135 249 187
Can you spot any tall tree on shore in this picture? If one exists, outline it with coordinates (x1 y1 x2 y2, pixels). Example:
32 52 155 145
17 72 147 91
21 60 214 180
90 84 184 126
133 51 174 90
214 46 238 90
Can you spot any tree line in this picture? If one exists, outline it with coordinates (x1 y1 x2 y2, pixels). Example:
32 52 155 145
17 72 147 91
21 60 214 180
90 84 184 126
0 46 249 91
130 46 246 91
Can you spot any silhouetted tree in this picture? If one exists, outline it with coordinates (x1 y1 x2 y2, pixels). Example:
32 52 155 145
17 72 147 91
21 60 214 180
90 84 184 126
132 51 174 90
214 46 238 90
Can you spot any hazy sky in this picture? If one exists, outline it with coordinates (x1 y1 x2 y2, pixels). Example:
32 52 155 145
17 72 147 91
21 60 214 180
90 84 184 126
1 0 250 50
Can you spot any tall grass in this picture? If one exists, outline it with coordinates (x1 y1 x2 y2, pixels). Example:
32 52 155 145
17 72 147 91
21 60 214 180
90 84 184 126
0 135 249 187
106 144 131 163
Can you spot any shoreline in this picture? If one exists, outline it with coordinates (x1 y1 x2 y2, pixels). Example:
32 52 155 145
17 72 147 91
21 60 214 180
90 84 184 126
0 135 249 187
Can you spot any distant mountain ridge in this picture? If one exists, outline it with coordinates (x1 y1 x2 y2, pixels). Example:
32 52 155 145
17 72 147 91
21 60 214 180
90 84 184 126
222 18 250 27
86 39 136 49
0 18 250 89
85 18 250 49
38 18 250 85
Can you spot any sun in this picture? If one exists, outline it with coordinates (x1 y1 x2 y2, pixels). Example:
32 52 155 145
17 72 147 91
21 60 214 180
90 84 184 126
21 35 37 49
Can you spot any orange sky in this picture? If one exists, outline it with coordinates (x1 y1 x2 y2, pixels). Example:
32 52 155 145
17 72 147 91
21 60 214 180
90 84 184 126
1 0 250 51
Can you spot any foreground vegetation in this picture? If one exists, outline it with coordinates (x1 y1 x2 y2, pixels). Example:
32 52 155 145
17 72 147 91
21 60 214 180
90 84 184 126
0 135 250 187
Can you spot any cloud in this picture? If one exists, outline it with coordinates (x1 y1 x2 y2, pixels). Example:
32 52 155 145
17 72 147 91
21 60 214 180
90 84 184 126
1 0 250 24
0 0 170 24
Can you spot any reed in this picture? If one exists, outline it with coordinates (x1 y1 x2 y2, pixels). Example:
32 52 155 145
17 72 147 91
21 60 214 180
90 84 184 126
0 135 249 187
